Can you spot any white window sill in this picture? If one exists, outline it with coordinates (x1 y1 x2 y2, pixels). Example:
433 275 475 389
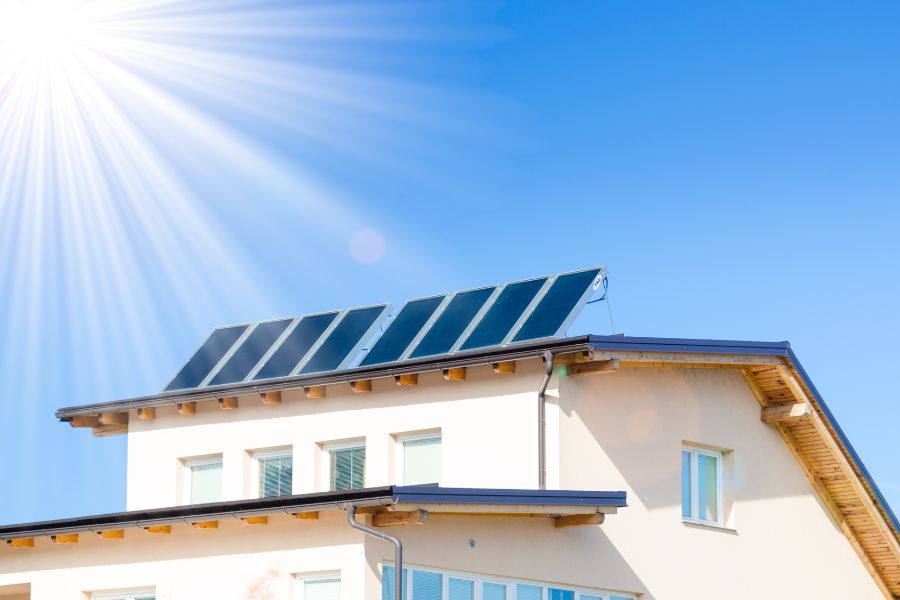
682 518 737 534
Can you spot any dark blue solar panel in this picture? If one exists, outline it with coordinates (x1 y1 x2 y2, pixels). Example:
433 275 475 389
207 318 293 386
512 268 601 342
409 287 495 359
300 305 388 374
458 278 547 351
359 296 445 366
165 325 248 391
253 312 338 381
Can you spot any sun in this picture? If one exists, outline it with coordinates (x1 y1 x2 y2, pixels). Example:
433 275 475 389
0 0 92 65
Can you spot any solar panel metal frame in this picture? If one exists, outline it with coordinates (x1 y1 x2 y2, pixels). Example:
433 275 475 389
452 276 551 353
199 317 292 388
505 266 607 345
294 303 391 375
162 322 254 392
245 311 345 382
357 294 450 367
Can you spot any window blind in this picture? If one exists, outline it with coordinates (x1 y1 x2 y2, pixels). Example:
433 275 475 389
304 578 340 600
448 579 474 600
258 454 292 497
412 570 442 600
331 445 365 490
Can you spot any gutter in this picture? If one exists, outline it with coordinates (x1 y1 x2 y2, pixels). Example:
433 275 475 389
344 504 403 600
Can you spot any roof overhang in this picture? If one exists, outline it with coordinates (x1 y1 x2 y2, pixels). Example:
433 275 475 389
0 486 626 544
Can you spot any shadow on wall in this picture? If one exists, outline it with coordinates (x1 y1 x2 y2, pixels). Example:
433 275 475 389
558 366 838 515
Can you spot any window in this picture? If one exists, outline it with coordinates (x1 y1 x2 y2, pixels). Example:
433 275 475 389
254 449 293 498
185 457 223 504
399 433 441 485
297 576 341 600
92 591 155 600
327 443 365 490
382 565 635 600
682 445 724 525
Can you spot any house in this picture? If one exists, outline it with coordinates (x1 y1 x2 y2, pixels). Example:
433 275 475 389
0 267 897 600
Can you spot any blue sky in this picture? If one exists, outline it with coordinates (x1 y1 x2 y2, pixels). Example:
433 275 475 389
0 0 897 523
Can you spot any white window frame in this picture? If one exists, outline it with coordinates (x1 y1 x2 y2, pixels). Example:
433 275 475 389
322 440 366 491
251 447 293 499
396 432 442 486
91 590 155 600
183 455 223 505
681 444 725 527
382 563 637 600
295 573 341 600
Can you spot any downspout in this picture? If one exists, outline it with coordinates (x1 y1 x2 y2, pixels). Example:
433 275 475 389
346 504 403 600
538 349 556 490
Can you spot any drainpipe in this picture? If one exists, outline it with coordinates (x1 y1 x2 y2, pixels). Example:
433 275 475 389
538 349 556 490
346 504 403 600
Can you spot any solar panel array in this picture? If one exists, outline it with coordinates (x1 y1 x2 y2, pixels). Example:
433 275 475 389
164 267 605 392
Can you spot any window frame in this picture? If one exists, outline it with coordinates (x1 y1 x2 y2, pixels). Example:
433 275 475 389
396 432 442 486
382 563 637 600
183 455 224 505
251 447 293 499
295 573 341 600
322 440 366 491
681 444 725 527
91 590 155 600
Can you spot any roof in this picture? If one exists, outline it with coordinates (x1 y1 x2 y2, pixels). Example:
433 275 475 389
49 333 900 596
0 486 627 541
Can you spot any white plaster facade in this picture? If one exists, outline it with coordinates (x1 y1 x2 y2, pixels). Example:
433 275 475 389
0 359 886 599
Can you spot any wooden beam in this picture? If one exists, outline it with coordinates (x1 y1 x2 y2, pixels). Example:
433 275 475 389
144 525 172 534
394 373 418 387
98 529 125 539
761 402 813 424
304 386 326 399
566 359 619 377
136 407 156 421
372 510 428 527
442 367 467 381
350 379 372 393
92 424 127 437
51 534 79 544
191 520 219 529
240 516 268 525
740 369 770 407
554 513 604 528
177 402 196 415
7 538 34 548
492 361 516 374
69 415 101 428
98 412 128 425
262 391 282 405
590 350 783 367
290 511 319 520
218 396 238 410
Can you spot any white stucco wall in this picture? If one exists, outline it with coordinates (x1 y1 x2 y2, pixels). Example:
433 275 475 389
0 360 885 598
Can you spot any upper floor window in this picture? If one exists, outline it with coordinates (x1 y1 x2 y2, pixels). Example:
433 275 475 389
681 445 723 525
185 456 223 504
328 442 365 491
254 449 293 498
398 433 441 486
297 575 340 600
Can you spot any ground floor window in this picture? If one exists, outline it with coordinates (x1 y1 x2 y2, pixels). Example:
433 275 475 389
297 574 341 600
91 591 155 600
382 565 635 600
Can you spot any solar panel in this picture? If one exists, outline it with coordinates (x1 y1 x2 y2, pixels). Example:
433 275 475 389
359 295 446 366
511 268 603 342
252 312 338 381
299 305 390 374
407 286 497 359
165 324 249 391
207 318 294 386
458 277 549 351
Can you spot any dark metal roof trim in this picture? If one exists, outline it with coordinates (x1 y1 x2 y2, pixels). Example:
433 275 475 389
0 486 627 540
392 486 627 507
587 335 791 355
